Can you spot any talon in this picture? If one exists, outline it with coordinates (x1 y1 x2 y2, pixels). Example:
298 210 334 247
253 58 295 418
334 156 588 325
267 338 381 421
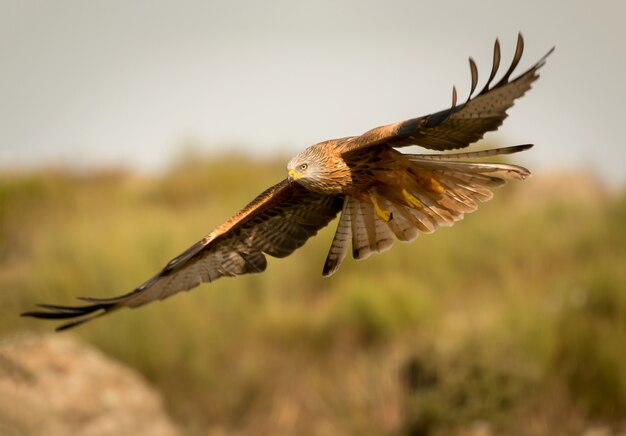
402 189 422 208
369 193 392 222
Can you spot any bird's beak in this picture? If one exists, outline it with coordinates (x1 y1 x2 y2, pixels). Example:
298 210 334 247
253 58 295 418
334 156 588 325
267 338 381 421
288 169 296 182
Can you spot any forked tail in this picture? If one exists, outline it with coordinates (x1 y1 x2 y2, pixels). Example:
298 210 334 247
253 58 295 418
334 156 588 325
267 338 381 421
322 144 532 276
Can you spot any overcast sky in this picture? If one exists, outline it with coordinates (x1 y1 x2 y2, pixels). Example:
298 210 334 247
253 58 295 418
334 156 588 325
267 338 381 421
1 0 625 185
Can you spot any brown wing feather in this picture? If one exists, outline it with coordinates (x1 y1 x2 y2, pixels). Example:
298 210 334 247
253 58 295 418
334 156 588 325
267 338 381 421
22 180 343 330
337 34 554 153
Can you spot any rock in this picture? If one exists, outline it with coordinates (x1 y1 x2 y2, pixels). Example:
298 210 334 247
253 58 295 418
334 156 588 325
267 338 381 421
0 333 180 436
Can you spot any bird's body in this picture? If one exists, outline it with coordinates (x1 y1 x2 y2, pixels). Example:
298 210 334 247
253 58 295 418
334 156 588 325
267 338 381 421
23 34 554 330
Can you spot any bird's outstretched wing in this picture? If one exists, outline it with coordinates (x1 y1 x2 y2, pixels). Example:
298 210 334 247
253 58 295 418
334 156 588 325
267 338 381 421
22 180 343 330
338 34 554 153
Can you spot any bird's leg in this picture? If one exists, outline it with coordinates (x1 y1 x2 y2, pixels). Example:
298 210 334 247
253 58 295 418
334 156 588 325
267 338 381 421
402 189 422 208
369 193 392 222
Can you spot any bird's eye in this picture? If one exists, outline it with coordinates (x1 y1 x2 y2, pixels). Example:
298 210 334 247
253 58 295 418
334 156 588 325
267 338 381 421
299 163 308 171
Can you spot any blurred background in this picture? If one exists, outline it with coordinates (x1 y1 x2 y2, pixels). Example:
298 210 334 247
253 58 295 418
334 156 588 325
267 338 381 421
1 1 625 435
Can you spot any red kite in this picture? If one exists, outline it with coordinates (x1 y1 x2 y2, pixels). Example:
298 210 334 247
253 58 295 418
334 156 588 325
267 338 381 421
23 34 553 330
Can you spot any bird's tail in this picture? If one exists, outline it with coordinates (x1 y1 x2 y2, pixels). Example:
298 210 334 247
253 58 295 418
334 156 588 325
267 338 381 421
322 144 531 276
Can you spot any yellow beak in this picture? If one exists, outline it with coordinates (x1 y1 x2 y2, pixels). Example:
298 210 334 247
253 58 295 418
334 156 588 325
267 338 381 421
288 169 300 180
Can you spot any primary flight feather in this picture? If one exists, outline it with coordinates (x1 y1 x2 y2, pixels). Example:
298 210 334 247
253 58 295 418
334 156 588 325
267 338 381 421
23 34 553 330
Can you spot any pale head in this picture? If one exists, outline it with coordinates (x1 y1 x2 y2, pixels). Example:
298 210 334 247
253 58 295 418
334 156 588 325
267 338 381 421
286 142 352 194
286 146 325 191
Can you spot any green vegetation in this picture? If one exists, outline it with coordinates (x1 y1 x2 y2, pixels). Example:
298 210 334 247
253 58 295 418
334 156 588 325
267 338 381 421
1 156 625 435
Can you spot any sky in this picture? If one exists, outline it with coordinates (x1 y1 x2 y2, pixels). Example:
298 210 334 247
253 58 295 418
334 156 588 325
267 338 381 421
1 0 625 185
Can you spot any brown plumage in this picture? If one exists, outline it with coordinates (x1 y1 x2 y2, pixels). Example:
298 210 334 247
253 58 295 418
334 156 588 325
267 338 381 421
22 34 553 330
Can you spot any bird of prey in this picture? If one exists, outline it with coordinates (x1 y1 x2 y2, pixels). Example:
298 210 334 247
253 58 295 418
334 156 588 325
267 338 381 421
23 34 553 330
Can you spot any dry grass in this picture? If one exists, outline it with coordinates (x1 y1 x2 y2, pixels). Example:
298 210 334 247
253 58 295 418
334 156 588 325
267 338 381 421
1 155 625 435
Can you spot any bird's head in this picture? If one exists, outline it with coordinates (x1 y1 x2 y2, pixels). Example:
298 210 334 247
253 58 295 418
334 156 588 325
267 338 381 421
286 142 350 193
286 147 323 189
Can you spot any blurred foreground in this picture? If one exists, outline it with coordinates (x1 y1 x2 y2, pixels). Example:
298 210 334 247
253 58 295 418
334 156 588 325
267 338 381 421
1 155 625 435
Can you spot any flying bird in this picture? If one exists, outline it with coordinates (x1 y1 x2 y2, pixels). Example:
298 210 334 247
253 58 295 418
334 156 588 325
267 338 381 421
23 34 553 330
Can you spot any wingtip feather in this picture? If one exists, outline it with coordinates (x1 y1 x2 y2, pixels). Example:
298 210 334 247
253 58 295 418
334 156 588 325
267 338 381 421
21 301 117 330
